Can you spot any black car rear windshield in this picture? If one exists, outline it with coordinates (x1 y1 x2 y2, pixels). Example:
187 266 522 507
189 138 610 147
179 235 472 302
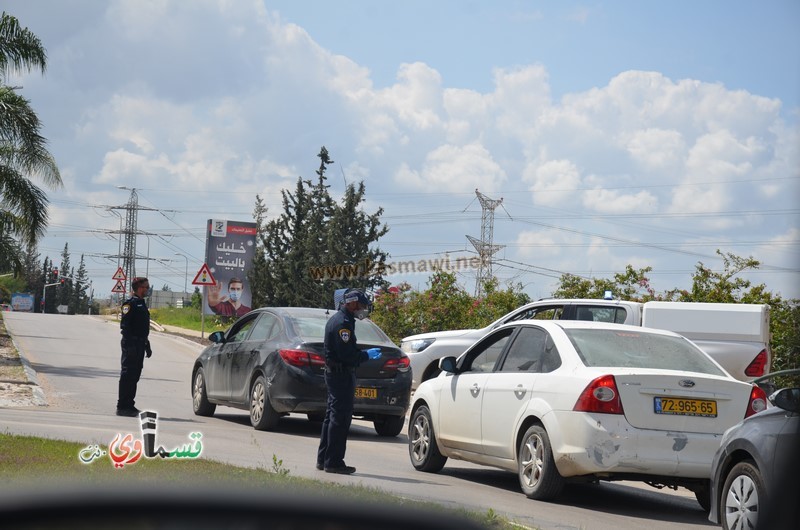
565 328 726 376
290 313 394 345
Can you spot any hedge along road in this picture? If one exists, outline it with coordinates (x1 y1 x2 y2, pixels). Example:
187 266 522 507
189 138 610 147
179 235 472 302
0 311 711 530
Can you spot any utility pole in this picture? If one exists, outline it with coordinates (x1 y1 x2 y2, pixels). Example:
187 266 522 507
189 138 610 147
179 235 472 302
466 189 504 297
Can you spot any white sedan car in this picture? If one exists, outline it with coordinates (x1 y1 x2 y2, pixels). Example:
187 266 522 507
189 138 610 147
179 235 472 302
408 320 767 508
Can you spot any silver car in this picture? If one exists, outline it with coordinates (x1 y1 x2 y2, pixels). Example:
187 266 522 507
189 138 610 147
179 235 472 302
708 371 800 529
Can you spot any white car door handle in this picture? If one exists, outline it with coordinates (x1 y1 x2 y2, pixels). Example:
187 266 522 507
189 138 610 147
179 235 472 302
514 384 526 399
470 383 481 398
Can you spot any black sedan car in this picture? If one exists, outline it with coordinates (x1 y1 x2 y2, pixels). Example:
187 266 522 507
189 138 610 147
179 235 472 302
709 377 800 529
191 307 412 436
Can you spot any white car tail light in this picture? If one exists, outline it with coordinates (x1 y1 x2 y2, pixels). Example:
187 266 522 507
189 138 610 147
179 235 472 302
573 375 624 415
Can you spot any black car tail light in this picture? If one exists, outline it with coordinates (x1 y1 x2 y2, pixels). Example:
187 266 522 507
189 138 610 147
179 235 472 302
573 374 624 414
279 349 326 368
381 356 410 373
744 349 769 377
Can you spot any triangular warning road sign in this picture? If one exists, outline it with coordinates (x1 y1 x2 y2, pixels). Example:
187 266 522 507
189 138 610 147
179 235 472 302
112 267 126 280
111 279 126 293
192 264 217 286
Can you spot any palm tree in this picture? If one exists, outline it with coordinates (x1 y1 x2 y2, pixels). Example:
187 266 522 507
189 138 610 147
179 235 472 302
0 11 61 272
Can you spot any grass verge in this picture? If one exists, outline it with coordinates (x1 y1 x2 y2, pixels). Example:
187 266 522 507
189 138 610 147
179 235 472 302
149 306 233 333
0 433 525 529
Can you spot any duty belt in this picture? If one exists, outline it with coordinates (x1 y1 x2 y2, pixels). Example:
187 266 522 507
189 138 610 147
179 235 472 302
325 362 355 373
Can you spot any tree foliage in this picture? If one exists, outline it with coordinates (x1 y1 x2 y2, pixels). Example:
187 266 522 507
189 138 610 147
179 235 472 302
0 12 61 273
370 270 530 344
250 147 388 309
553 265 656 301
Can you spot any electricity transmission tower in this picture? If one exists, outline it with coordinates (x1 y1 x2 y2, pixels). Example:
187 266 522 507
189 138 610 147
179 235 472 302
107 188 160 288
121 188 138 284
466 189 504 297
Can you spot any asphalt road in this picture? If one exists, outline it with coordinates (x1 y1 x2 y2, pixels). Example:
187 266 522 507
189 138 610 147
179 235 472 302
0 312 715 530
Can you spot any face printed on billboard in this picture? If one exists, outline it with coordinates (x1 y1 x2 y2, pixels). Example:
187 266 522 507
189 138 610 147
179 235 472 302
204 219 257 317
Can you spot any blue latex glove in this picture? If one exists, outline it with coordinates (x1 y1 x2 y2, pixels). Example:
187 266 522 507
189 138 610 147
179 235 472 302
365 347 382 360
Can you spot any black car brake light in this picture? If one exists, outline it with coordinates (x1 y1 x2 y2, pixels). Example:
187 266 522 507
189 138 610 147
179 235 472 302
279 349 326 368
381 356 410 373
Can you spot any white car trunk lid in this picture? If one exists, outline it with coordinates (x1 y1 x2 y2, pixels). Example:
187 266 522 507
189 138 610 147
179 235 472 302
614 373 751 434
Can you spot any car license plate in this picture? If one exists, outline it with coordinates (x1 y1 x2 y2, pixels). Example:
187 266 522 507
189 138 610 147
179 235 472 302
355 387 377 399
654 397 717 417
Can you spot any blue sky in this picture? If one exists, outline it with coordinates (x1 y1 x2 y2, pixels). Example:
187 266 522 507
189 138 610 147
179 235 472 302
5 0 799 300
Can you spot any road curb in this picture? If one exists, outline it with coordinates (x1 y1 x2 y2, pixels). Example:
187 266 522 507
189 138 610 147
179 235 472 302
9 335 47 407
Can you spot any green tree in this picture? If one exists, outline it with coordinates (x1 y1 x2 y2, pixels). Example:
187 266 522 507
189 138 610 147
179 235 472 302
248 195 271 309
370 271 531 344
251 147 388 308
0 12 61 273
0 272 25 303
324 179 389 296
675 251 761 303
55 243 72 310
553 265 655 301
21 242 41 297
190 286 202 309
40 255 56 313
71 254 90 314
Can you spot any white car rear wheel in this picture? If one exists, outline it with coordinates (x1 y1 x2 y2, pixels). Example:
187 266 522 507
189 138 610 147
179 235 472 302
518 424 564 500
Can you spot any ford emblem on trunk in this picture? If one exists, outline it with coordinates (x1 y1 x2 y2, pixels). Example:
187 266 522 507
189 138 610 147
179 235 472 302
679 379 696 388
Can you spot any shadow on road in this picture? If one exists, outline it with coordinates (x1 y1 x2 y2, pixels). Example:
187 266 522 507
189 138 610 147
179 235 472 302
439 467 712 526
204 411 410 445
30 362 118 379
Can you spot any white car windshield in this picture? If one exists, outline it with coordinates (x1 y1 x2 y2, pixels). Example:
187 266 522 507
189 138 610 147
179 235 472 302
565 329 726 375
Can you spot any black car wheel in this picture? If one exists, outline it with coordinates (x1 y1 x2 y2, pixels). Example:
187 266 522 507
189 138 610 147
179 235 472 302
373 415 405 437
408 405 446 472
721 461 765 530
192 367 216 417
249 375 279 431
518 424 564 500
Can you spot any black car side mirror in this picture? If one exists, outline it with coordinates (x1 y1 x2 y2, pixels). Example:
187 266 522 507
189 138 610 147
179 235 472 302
771 387 800 413
209 331 225 344
439 356 458 374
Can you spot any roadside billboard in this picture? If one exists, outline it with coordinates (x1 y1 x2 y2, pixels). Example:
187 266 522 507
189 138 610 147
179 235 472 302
11 293 35 312
203 219 257 317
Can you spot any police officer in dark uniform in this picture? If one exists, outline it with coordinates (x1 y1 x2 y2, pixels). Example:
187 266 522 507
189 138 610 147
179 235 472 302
316 288 381 474
116 276 152 417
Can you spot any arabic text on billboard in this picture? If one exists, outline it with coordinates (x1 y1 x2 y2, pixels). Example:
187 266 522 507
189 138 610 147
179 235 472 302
204 219 257 317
